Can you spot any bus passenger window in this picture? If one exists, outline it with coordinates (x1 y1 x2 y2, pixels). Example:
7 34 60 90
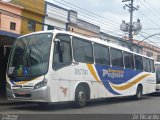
134 55 143 71
124 52 134 69
143 58 151 72
94 44 110 65
53 34 72 69
150 60 155 73
72 37 93 63
110 48 124 67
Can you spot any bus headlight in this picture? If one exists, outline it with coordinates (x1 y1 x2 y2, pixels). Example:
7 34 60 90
6 82 11 89
33 79 48 90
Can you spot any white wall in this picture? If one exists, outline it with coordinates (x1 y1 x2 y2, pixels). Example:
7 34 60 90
44 3 68 30
44 17 67 30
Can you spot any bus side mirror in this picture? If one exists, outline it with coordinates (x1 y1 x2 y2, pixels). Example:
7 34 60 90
55 39 64 52
55 38 61 42
55 39 64 53
54 39 64 63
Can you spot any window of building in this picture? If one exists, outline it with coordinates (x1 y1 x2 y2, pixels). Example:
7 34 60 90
157 55 160 62
110 48 123 67
94 43 110 65
10 22 16 30
48 25 54 30
72 37 93 63
123 52 134 69
146 51 153 57
28 20 36 31
69 27 74 32
53 34 72 70
134 55 143 70
143 57 151 72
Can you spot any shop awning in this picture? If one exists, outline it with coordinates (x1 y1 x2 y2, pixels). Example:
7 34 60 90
0 30 21 38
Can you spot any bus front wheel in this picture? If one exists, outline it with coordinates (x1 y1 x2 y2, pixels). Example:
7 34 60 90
75 86 87 108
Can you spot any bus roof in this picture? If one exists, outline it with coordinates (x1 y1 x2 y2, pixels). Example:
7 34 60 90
18 30 154 60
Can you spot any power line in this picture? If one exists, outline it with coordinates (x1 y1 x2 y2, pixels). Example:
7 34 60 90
140 31 160 40
122 0 140 51
142 28 160 30
0 9 63 30
0 8 124 40
58 0 121 25
78 17 123 37
51 0 120 28
11 0 124 37
143 0 160 18
76 13 120 31
9 1 112 31
10 0 45 15
137 0 160 27
50 0 123 37
138 0 160 18
137 10 160 27
138 32 160 48
75 12 123 36
138 33 160 48
2 1 125 39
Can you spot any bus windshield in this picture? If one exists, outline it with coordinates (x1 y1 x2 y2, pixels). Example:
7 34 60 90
7 33 53 80
155 64 160 84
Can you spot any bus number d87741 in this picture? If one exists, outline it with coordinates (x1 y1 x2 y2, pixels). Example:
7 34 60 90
75 69 88 76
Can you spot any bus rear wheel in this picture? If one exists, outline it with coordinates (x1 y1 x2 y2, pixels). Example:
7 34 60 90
75 86 87 108
134 85 142 100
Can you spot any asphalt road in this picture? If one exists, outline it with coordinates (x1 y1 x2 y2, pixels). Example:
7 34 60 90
1 94 160 120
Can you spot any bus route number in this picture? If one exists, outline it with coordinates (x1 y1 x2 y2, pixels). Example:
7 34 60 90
75 69 88 76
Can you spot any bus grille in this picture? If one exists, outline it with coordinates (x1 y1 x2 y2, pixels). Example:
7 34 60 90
14 93 31 98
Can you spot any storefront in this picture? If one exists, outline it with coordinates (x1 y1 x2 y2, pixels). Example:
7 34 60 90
0 30 20 97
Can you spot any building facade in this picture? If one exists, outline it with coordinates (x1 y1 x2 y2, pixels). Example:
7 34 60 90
10 0 45 35
0 1 22 97
0 1 21 46
44 2 68 31
133 40 160 61
68 10 100 38
100 32 143 54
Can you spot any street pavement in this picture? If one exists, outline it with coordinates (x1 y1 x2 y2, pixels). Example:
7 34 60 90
1 94 160 120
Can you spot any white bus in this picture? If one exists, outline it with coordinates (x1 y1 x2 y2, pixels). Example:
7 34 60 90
6 30 156 107
155 62 160 92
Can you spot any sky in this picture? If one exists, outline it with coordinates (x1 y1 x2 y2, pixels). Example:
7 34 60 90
46 0 160 47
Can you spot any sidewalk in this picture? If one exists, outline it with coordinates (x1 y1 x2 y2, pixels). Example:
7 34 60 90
0 95 17 104
0 95 9 104
0 95 32 105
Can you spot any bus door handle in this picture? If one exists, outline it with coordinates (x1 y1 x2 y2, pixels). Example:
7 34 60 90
72 61 79 65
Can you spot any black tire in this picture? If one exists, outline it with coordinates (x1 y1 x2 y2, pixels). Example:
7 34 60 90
134 85 142 100
75 86 87 108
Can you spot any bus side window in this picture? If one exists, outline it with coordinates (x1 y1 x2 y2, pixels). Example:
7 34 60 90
72 37 93 63
110 48 124 68
150 60 155 73
94 43 110 65
143 57 151 72
134 55 143 71
53 34 72 70
123 52 134 69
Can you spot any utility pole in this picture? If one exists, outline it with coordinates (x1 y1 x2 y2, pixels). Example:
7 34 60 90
121 0 140 51
129 0 133 51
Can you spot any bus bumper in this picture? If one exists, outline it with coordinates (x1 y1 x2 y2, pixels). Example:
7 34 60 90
156 84 160 92
6 86 51 102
